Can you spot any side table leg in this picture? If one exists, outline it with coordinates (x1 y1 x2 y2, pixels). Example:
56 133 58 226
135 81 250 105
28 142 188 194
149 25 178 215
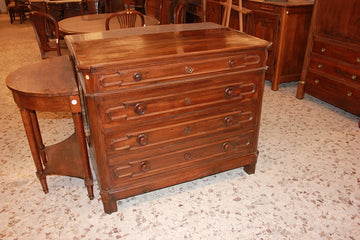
72 111 94 200
29 111 48 166
20 108 49 194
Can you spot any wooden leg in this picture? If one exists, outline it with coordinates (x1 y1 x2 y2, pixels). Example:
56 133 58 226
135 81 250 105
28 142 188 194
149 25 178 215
72 111 94 200
244 151 258 174
20 109 49 194
101 191 118 214
296 80 306 99
29 111 48 166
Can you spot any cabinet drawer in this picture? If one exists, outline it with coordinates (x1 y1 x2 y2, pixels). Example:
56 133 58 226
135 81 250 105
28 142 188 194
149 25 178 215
309 56 360 86
105 104 257 158
97 71 262 128
82 51 265 93
312 37 360 66
109 130 255 185
305 71 360 116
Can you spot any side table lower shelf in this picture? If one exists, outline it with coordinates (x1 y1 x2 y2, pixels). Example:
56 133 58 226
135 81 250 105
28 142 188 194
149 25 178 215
44 133 87 179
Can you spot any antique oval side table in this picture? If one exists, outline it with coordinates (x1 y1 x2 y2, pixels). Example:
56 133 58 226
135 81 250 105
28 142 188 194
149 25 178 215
6 55 94 199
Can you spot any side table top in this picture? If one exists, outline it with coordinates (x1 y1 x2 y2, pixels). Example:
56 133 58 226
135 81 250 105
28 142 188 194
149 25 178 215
6 56 77 97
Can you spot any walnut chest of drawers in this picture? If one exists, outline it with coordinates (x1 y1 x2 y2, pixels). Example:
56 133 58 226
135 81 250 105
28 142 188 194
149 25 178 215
296 0 360 127
65 23 270 213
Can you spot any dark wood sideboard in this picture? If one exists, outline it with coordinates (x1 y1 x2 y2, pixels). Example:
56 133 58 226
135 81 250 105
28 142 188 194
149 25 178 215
296 0 360 127
65 23 270 213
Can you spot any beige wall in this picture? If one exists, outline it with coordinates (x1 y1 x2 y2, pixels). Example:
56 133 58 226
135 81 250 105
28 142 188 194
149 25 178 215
0 0 7 13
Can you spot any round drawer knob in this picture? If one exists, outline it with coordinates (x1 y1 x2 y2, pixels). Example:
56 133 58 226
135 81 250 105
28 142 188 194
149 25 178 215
314 79 320 84
321 48 326 53
222 142 233 151
356 57 360 63
134 103 146 115
185 66 194 74
228 58 235 67
347 92 353 97
224 116 234 126
140 161 150 172
137 134 149 146
184 152 192 160
351 75 357 80
225 86 236 98
318 64 323 69
133 72 143 81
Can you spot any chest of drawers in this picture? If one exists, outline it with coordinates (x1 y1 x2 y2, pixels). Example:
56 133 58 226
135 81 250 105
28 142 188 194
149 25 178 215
296 0 360 127
65 23 270 213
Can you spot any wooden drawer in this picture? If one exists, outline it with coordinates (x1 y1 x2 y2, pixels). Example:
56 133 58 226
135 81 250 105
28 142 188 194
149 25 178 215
308 56 360 86
97 71 263 128
105 104 257 158
108 130 255 186
312 37 360 66
81 51 265 93
304 71 360 116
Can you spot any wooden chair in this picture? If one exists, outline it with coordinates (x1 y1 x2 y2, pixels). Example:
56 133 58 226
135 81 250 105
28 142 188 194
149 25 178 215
6 56 94 200
174 0 187 24
105 10 145 30
6 0 30 24
29 11 62 59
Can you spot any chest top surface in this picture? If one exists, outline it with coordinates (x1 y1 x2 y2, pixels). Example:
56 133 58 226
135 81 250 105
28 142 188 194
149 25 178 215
65 23 270 71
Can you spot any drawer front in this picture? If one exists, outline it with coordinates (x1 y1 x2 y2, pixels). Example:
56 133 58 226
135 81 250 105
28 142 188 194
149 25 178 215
98 71 262 128
109 130 256 185
105 103 257 158
82 51 265 93
305 71 360 116
309 56 360 86
312 37 360 66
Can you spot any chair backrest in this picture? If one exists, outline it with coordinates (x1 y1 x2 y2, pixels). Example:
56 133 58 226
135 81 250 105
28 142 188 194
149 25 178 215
174 0 187 24
105 10 145 30
29 11 61 59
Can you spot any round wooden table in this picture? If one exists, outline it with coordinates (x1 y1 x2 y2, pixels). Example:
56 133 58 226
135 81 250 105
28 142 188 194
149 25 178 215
59 13 160 35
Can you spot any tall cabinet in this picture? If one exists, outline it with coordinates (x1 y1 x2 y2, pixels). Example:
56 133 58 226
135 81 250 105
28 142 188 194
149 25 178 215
243 0 313 91
296 0 360 127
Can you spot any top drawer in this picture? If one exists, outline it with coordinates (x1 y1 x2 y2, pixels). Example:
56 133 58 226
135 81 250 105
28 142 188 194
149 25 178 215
78 51 266 93
312 37 360 67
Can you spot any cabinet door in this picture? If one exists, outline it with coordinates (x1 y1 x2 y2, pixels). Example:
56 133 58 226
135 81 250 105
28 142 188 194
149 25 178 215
206 0 222 24
246 10 279 79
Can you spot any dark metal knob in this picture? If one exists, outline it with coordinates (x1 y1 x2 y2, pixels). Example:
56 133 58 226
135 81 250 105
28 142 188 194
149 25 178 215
133 72 143 81
140 161 150 171
134 103 146 115
224 116 234 126
225 87 236 98
137 134 149 146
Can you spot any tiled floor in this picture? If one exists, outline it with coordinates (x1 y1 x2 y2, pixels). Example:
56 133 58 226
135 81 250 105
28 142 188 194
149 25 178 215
0 13 359 240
